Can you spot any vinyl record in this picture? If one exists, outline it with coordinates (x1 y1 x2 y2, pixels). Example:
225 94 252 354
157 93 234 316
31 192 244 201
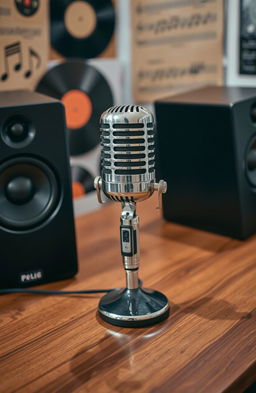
36 61 114 156
71 165 94 199
50 0 115 59
15 0 40 17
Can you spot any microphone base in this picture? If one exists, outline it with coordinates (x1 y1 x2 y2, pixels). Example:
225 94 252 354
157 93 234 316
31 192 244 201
98 287 170 328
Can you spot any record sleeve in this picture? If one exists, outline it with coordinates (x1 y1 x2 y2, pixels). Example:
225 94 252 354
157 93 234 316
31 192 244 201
50 0 115 59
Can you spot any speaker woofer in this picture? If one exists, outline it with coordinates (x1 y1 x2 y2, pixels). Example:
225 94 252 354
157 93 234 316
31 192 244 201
246 136 256 187
0 157 59 230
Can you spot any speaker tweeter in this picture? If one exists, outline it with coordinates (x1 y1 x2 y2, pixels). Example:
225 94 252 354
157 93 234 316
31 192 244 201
1 116 35 148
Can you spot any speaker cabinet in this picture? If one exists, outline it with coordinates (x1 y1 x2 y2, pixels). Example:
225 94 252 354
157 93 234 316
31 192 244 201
0 90 78 288
155 86 256 239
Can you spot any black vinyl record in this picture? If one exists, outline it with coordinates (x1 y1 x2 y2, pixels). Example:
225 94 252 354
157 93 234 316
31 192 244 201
36 61 114 156
50 0 115 59
71 165 94 198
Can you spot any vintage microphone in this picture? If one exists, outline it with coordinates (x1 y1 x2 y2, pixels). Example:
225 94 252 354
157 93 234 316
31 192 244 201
94 105 170 327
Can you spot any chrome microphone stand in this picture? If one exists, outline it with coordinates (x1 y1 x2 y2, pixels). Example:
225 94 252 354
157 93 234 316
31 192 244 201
94 104 170 327
94 178 170 327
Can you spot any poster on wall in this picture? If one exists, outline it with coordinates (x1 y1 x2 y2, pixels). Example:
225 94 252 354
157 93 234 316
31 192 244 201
239 0 256 75
131 0 224 103
0 0 48 91
49 0 117 60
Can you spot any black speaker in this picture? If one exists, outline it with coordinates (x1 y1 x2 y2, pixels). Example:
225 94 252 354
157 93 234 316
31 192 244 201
0 90 78 288
155 86 256 239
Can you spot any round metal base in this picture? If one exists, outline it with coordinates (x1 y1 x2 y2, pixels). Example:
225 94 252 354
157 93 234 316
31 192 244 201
98 287 170 328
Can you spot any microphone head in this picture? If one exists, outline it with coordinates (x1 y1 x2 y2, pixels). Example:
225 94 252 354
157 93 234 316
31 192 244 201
100 105 156 202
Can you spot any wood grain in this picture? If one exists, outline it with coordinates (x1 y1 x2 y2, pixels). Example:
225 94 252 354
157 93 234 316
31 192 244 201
0 195 256 393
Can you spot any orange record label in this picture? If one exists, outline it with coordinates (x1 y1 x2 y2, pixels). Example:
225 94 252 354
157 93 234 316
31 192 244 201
61 89 92 130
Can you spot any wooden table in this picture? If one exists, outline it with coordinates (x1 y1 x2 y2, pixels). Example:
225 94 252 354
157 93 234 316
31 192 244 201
0 196 256 393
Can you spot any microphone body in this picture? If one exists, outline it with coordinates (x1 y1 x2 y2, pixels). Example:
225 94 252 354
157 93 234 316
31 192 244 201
94 105 169 328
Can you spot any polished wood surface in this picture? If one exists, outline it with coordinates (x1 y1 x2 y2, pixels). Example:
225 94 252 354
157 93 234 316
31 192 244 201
1 196 256 393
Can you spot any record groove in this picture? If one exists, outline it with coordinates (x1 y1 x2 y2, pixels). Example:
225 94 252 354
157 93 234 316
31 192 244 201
71 165 94 198
36 60 114 156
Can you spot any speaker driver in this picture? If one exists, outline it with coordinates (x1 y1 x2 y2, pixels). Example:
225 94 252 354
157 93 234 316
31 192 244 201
0 157 59 230
246 136 256 187
2 115 36 149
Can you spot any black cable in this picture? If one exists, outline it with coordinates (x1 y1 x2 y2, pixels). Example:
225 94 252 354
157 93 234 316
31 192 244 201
0 288 112 295
0 280 142 295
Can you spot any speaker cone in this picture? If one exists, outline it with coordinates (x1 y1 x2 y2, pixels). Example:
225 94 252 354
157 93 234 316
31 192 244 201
245 136 256 187
0 157 59 230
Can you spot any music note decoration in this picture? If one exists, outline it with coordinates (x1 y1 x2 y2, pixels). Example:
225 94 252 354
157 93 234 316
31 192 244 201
136 0 215 15
138 62 216 83
136 12 217 35
1 42 22 81
1 42 41 82
24 47 41 78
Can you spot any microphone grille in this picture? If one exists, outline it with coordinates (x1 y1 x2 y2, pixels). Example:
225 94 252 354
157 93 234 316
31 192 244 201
100 105 155 178
107 105 145 114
